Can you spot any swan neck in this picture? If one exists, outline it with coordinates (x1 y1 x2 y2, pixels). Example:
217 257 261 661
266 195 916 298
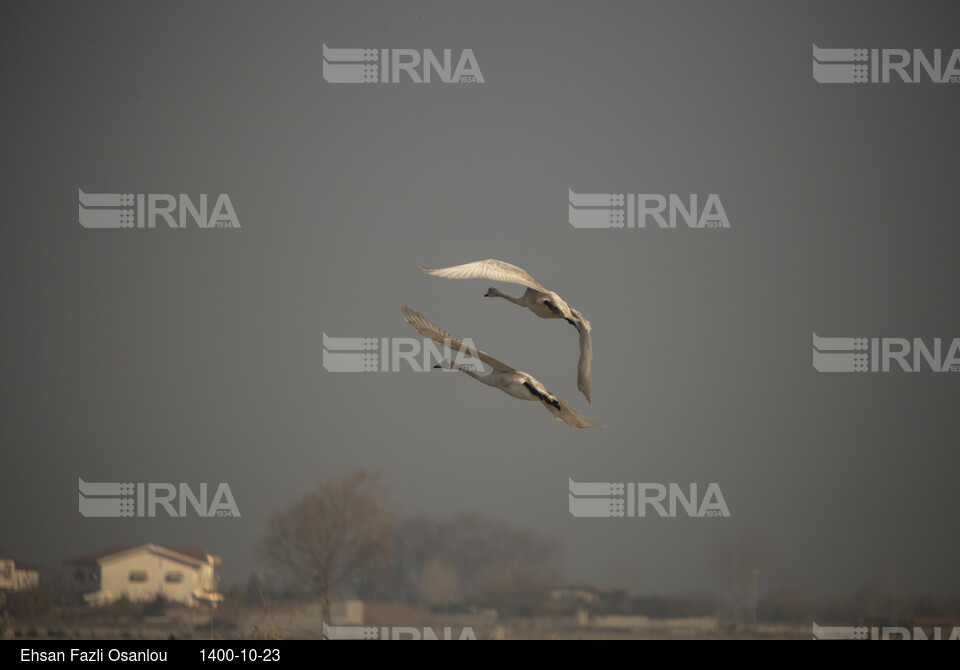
461 365 495 385
490 288 523 305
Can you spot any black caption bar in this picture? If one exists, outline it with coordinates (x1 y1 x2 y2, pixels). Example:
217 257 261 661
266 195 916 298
8 641 294 665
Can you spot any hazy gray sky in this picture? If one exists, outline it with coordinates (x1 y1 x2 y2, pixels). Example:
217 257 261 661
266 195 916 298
1 1 958 599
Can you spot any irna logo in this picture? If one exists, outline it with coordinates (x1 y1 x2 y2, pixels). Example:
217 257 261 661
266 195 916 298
569 190 730 229
78 479 240 518
568 479 730 518
812 45 960 84
78 190 240 229
323 45 484 84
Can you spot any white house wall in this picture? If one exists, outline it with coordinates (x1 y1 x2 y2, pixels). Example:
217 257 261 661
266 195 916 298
0 560 39 592
14 569 39 591
0 559 14 590
97 551 214 606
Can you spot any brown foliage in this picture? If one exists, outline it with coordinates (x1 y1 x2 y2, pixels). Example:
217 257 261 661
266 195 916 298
261 471 394 623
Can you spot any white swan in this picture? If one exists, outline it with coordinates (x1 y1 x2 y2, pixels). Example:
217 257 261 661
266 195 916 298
401 304 604 429
419 259 594 403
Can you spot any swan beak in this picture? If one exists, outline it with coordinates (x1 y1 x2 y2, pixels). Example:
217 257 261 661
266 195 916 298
433 364 442 369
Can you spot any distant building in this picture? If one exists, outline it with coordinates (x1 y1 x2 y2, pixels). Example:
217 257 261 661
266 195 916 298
550 585 599 604
907 618 960 639
65 544 221 607
0 556 40 592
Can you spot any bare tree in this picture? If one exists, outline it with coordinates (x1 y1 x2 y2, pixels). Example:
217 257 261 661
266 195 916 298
262 471 394 625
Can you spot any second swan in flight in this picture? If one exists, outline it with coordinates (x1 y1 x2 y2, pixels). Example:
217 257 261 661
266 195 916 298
401 304 604 429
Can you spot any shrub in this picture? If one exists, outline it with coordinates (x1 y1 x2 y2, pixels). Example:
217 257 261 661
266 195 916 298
3 590 52 620
142 595 166 617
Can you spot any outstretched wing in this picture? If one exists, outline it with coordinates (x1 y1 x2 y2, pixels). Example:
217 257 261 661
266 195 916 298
419 259 547 292
547 394 605 429
400 304 516 373
545 301 593 404
575 319 593 404
524 376 604 429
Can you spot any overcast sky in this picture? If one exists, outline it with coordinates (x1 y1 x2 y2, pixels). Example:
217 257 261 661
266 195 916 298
1 0 959 600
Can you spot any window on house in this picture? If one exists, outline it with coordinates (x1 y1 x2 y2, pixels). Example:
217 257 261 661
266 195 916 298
165 571 184 583
128 570 148 583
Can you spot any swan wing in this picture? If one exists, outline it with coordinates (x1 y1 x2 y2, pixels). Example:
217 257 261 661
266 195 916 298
524 375 604 429
419 259 547 292
549 394 605 429
401 304 517 373
575 319 593 404
536 386 604 429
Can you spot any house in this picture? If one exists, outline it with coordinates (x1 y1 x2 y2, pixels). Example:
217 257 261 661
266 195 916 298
550 584 599 604
0 556 40 592
65 544 221 607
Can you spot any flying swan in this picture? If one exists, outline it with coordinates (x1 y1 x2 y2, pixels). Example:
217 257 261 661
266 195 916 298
419 259 594 402
401 304 604 429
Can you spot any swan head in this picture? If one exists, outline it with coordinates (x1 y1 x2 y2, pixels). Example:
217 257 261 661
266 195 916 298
484 287 499 298
433 358 459 371
434 358 482 373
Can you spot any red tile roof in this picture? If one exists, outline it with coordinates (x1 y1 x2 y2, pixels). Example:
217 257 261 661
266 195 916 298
161 546 209 563
66 544 209 565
